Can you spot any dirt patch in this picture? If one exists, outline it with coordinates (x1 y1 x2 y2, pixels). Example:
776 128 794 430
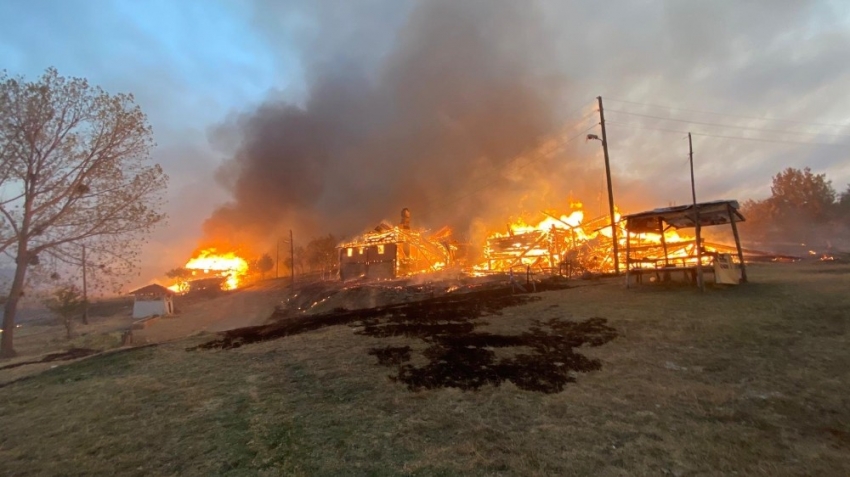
193 284 617 393
825 427 850 450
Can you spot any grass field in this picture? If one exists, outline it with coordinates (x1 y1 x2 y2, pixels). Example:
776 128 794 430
0 262 848 476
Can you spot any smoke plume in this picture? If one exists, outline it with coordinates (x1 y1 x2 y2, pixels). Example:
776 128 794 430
204 0 598 249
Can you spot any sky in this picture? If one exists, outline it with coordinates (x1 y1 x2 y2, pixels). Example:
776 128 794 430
2 0 850 290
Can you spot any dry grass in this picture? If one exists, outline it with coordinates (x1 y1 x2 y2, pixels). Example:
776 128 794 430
0 262 849 476
2 311 133 365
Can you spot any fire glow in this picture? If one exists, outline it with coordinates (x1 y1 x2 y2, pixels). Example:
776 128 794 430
479 200 696 275
185 249 249 290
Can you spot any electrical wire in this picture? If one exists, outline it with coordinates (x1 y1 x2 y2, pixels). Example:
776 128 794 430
560 98 598 124
692 131 850 147
605 109 850 139
604 121 691 136
402 100 600 220
605 97 850 130
419 124 598 216
605 120 850 148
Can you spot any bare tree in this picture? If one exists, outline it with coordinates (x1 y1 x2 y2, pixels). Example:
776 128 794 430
43 284 85 340
0 68 168 357
285 245 306 275
305 234 338 278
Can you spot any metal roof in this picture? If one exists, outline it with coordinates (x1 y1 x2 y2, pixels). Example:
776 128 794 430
623 200 745 233
128 283 175 297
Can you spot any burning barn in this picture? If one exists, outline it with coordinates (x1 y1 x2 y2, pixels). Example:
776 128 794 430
339 208 457 281
479 198 760 284
479 205 621 276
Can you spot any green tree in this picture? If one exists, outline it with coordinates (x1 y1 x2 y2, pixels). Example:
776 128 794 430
256 253 274 279
43 284 85 339
165 267 191 293
0 68 168 357
768 167 836 223
838 184 850 222
740 167 838 244
305 234 338 274
165 267 191 280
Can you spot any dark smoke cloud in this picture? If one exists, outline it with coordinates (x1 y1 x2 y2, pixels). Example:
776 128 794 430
205 0 850 254
203 0 596 249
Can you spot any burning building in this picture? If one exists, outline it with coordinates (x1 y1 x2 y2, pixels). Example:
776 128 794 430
338 209 457 281
165 249 250 294
478 203 622 276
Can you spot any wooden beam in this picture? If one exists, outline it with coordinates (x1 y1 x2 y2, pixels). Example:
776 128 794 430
727 203 748 283
506 232 549 269
625 227 631 288
658 217 669 268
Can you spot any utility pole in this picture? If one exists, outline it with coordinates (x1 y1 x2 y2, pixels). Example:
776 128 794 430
597 96 620 274
689 133 704 291
81 244 89 325
289 229 295 295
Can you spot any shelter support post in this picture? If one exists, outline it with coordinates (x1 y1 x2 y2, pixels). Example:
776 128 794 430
625 227 631 288
658 217 669 268
727 203 748 283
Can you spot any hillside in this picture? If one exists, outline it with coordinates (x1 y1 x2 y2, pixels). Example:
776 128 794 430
0 262 848 476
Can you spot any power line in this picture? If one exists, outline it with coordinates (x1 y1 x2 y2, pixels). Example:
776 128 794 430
605 120 850 148
692 131 850 147
420 124 598 217
605 109 850 139
605 97 850 130
413 114 598 217
417 124 600 218
605 121 690 136
561 99 598 124
408 105 600 218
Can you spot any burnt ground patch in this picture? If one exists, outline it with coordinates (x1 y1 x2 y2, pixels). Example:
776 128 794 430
372 318 617 393
368 346 412 366
0 348 99 371
191 285 618 393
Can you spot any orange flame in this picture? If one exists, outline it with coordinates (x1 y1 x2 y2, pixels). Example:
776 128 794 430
479 200 697 274
185 249 249 290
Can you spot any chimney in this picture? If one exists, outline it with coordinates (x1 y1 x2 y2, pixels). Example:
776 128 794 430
400 208 411 230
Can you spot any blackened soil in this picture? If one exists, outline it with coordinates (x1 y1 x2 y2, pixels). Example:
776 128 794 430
192 285 617 393
368 346 412 366
385 317 617 393
191 287 531 350
0 348 99 371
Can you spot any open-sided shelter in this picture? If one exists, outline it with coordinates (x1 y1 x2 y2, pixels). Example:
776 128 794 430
622 200 747 286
